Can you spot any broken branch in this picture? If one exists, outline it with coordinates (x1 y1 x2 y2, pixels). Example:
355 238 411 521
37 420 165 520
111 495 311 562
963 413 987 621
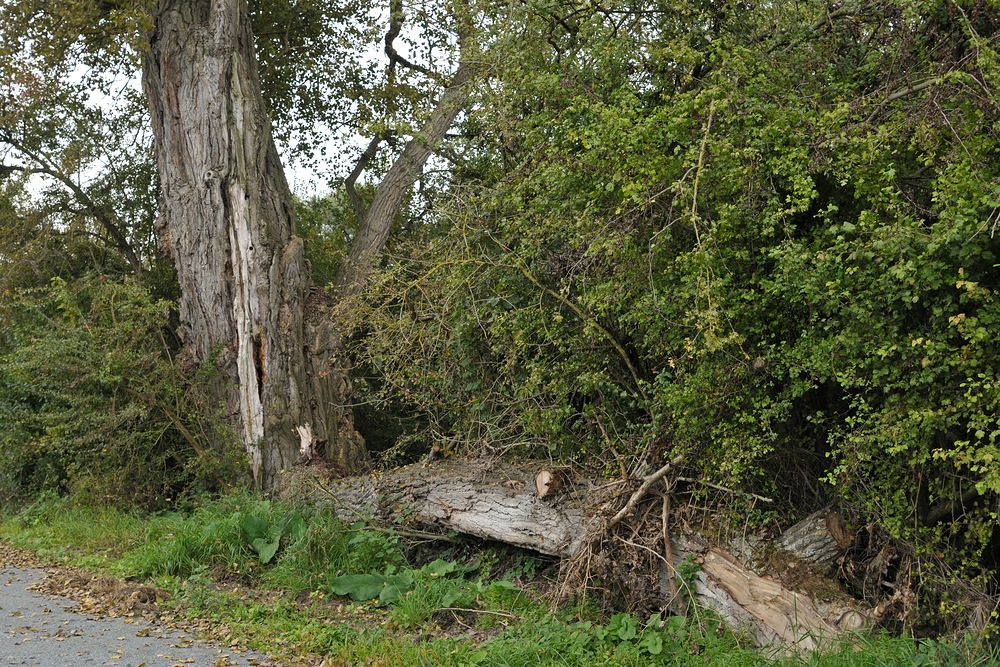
607 454 684 530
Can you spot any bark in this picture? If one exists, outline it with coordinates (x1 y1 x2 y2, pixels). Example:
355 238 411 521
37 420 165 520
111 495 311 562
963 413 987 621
777 508 852 567
288 458 593 556
142 0 367 490
283 459 870 649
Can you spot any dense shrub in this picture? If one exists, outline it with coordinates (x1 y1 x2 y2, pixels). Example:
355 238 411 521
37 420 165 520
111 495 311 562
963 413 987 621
351 0 1000 628
0 276 241 507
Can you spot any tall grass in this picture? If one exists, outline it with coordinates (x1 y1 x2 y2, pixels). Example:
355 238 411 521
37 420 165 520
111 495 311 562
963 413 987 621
1 490 148 565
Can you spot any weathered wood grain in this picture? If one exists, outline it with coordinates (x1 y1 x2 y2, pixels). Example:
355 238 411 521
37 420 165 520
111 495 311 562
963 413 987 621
284 458 869 649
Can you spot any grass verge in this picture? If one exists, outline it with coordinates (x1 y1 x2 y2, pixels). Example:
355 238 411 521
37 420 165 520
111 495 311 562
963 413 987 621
0 492 995 666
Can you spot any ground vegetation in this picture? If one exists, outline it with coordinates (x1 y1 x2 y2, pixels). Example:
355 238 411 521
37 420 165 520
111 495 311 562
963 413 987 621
0 0 999 652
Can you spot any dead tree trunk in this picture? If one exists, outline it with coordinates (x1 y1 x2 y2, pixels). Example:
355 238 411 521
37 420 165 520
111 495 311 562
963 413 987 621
283 459 868 650
292 458 593 556
142 0 367 489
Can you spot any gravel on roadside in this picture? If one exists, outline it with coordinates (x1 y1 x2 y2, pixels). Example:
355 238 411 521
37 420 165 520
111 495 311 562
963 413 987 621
0 542 276 667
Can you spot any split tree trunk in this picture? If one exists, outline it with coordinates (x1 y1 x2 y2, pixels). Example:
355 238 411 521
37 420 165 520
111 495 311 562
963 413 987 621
284 459 868 650
142 0 367 489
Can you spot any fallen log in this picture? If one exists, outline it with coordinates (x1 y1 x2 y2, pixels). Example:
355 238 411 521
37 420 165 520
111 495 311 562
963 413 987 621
283 457 596 556
669 536 866 650
280 458 869 649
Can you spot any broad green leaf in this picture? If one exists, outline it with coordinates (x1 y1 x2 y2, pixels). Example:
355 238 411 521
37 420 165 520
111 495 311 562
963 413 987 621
329 573 388 601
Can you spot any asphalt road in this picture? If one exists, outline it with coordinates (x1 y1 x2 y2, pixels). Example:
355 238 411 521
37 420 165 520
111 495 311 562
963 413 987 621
0 566 269 667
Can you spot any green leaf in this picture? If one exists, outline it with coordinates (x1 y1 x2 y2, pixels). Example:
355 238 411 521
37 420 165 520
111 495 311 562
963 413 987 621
606 613 638 641
640 633 664 656
616 616 638 641
441 583 475 609
422 559 457 577
251 531 281 564
488 580 518 591
241 514 269 542
281 511 307 540
379 572 415 603
329 573 388 601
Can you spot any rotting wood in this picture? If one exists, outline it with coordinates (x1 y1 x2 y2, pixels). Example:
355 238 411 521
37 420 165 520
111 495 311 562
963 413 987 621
282 458 870 650
692 545 860 650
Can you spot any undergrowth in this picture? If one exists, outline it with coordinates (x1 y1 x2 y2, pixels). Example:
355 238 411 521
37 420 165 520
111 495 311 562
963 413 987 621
1 492 997 667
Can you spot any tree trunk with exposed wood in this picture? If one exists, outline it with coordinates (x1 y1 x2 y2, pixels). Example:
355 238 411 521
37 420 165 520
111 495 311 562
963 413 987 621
282 458 869 651
142 0 368 490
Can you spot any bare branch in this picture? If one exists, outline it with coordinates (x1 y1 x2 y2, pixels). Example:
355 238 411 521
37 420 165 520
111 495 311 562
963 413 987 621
385 0 433 77
884 76 943 103
0 143 142 273
607 454 685 530
676 476 774 503
865 76 944 123
763 4 859 54
344 134 386 223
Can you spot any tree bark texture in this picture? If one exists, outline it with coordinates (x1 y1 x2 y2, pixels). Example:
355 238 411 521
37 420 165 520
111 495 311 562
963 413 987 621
142 0 367 489
296 457 594 557
777 509 852 567
283 459 869 650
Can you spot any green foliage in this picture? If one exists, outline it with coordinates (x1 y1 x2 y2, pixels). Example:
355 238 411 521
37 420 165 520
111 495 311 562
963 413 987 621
265 516 403 592
328 556 491 628
462 611 758 666
0 1 162 281
4 0 1000 637
331 572 395 602
241 504 306 565
6 494 1000 666
674 555 702 609
352 0 1000 627
295 192 356 288
117 498 253 579
912 636 1000 667
114 494 407 593
0 491 153 563
0 275 231 507
345 524 405 573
